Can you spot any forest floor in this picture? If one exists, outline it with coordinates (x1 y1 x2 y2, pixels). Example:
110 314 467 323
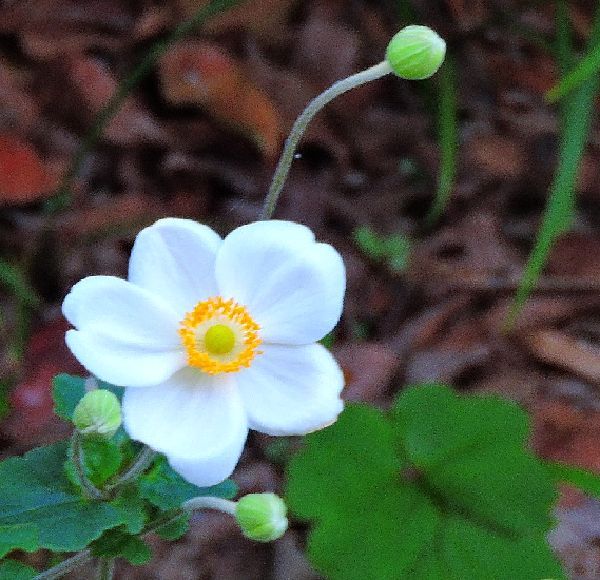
1 0 600 578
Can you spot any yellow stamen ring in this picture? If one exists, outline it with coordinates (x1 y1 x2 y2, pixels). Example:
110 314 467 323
179 297 262 374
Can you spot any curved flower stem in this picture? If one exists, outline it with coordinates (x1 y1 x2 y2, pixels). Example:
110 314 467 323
96 558 115 580
260 60 393 220
182 496 237 515
105 445 157 492
34 549 93 580
71 432 106 501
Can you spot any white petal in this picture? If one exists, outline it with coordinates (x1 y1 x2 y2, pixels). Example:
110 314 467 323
63 276 185 386
216 221 345 344
236 343 344 436
128 218 222 315
122 368 248 486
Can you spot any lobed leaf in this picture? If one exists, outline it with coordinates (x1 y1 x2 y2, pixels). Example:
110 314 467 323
0 442 137 553
286 384 563 580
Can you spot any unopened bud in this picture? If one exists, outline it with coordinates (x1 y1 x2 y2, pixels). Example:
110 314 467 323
235 493 288 542
386 25 446 80
73 389 121 439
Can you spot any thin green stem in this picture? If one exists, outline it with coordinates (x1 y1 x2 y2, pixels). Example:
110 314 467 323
260 60 393 220
34 550 93 580
45 0 244 214
104 446 157 492
182 496 237 515
96 558 115 580
71 432 106 501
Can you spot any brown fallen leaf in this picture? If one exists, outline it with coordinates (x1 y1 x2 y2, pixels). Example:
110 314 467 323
526 329 600 385
158 41 283 160
0 134 57 205
334 343 400 403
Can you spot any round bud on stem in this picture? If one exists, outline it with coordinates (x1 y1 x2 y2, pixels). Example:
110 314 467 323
386 25 446 80
73 389 122 439
235 493 288 542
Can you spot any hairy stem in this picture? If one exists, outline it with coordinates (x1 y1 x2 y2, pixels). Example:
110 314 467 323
260 60 393 220
34 550 93 580
105 445 157 492
71 432 106 501
96 558 115 580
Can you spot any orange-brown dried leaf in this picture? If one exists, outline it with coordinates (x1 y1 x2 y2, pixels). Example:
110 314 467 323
0 134 56 205
159 42 282 159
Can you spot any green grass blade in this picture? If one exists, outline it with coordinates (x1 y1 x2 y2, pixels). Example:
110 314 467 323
507 6 600 327
45 0 244 214
547 5 600 104
545 461 600 499
0 258 40 307
427 56 458 224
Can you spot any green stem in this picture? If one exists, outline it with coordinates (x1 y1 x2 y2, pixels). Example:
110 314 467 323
182 496 237 515
260 60 393 220
105 445 157 492
45 0 244 214
34 550 93 580
96 558 115 580
71 432 106 501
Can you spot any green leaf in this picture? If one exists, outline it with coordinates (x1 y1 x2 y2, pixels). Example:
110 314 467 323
393 385 554 535
52 374 86 421
52 374 123 422
439 515 563 580
139 456 237 511
353 226 411 273
109 487 148 535
66 438 123 488
0 559 37 580
154 513 190 541
91 529 152 565
0 442 136 553
286 386 563 580
545 460 600 499
0 524 38 558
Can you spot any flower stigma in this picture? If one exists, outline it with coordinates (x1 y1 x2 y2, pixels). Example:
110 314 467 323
179 296 262 374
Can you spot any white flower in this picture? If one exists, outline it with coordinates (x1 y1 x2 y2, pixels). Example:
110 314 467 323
62 219 345 487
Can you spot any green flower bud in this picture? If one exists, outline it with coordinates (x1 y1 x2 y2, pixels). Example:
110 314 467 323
385 25 446 80
235 493 288 542
73 389 121 439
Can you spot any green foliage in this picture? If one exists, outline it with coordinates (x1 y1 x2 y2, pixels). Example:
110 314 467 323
0 559 36 580
154 514 190 541
509 5 600 324
52 374 122 422
545 461 600 499
92 529 152 565
286 384 563 580
66 437 124 488
0 442 135 554
139 456 238 511
354 225 411 273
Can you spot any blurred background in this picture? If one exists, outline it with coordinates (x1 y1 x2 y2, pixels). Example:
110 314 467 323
1 0 600 577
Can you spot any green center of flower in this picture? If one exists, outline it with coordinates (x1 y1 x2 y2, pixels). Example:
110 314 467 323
204 324 236 355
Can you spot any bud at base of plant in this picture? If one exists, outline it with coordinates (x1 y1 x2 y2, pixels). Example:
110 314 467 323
385 25 446 80
235 493 288 542
73 389 122 439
